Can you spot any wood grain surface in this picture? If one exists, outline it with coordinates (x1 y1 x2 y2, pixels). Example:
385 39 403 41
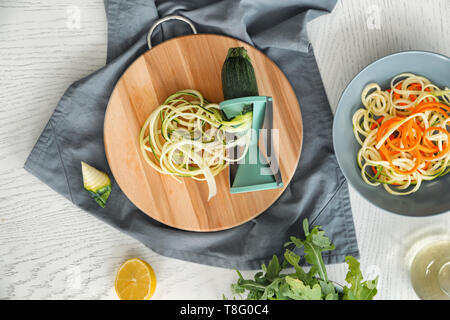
104 34 302 231
0 0 449 300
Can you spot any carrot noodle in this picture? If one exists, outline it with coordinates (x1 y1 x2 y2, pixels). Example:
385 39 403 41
352 73 450 195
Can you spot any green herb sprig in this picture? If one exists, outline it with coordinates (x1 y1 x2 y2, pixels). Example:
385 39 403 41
228 219 378 300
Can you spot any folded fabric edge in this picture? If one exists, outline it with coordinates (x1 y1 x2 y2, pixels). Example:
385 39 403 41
23 120 74 201
310 180 360 261
339 181 360 260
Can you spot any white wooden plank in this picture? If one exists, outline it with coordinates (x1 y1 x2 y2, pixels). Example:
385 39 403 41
0 0 448 299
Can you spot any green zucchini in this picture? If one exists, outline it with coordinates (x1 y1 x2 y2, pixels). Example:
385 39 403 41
221 47 259 100
81 161 112 208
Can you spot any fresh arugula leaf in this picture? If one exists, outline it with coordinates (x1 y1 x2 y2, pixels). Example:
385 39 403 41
287 219 335 282
304 221 335 282
284 277 322 300
342 256 378 300
319 280 339 300
227 218 378 300
262 255 282 281
261 277 284 300
283 250 305 278
284 235 304 249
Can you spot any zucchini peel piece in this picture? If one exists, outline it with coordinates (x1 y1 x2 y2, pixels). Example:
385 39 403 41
81 161 111 208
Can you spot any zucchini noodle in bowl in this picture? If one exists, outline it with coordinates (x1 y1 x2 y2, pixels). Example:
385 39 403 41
352 73 450 195
139 89 252 200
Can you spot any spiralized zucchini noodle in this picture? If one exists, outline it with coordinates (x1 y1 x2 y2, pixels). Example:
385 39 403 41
352 73 450 195
139 89 252 200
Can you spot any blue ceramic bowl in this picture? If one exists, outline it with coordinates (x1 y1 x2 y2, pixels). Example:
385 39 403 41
333 51 450 216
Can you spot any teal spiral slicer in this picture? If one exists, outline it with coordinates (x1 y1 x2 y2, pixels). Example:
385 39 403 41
219 96 283 194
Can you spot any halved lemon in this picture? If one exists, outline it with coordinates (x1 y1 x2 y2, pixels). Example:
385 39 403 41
115 258 157 300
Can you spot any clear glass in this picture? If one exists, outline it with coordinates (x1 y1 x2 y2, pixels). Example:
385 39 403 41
409 240 450 300
400 223 450 300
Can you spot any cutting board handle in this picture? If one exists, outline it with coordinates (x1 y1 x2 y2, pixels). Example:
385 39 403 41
147 15 198 49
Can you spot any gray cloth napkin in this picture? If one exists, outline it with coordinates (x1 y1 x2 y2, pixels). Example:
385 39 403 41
24 0 359 270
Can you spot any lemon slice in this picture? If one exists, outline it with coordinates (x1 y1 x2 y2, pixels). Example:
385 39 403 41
115 258 157 300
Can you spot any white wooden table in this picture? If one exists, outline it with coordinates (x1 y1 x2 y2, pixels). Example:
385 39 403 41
0 0 449 300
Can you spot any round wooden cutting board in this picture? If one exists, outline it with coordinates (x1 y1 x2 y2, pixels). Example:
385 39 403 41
104 34 303 232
